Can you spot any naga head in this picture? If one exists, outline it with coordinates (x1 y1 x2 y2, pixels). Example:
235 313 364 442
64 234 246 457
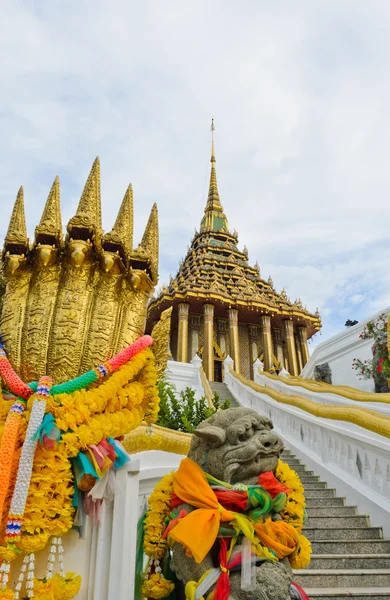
3 250 27 276
189 407 284 484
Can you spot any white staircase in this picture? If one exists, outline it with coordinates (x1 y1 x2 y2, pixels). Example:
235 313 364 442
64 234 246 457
282 448 390 599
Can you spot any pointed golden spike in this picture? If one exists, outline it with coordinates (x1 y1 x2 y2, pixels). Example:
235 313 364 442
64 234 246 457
104 183 134 255
140 203 159 282
77 157 101 226
5 186 28 248
35 175 63 245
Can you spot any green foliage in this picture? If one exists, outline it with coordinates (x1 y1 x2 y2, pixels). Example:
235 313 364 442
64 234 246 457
352 313 390 381
156 379 230 433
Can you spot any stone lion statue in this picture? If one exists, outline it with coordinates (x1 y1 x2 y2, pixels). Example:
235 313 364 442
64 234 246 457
170 407 301 600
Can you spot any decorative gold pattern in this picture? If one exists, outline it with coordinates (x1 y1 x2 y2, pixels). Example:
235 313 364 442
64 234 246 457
238 323 250 379
1 160 159 383
4 186 28 248
35 176 63 245
151 307 173 380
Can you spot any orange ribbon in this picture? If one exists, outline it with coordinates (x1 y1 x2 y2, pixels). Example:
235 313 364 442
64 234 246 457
169 458 236 563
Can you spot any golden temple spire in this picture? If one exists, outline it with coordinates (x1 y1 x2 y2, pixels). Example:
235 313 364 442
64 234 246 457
35 176 63 245
200 120 229 233
140 203 159 281
5 186 28 248
75 157 102 229
104 183 134 255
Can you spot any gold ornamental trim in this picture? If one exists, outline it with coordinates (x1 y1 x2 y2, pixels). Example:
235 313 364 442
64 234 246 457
262 372 390 404
149 291 321 327
123 423 192 455
232 371 390 439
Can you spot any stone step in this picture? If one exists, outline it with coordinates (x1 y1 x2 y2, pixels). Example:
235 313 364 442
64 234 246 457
282 456 306 470
306 496 346 507
306 506 358 517
303 481 328 489
303 527 382 540
300 475 321 483
304 587 390 599
305 516 370 528
305 488 336 498
285 464 310 472
308 554 390 570
310 540 390 555
294 569 390 588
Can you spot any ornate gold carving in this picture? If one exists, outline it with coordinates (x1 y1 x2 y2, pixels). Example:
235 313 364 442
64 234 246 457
1 161 159 383
151 307 173 380
4 186 28 248
68 157 102 243
35 176 63 245
103 184 133 257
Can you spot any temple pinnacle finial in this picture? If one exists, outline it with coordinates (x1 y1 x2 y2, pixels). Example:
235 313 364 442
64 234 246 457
35 176 63 245
104 183 134 255
200 119 229 232
5 186 29 249
211 118 216 163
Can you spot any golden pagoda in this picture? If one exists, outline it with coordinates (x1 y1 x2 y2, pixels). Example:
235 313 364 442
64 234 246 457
147 122 321 381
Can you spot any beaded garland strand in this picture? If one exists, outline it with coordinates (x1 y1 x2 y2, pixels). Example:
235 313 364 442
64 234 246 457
0 335 158 599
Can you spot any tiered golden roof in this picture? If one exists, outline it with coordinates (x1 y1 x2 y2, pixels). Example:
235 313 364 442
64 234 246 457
148 129 321 337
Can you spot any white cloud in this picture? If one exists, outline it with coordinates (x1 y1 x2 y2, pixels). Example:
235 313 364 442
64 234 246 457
1 0 390 343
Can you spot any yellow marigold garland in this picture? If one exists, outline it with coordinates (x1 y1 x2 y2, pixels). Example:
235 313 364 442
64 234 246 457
33 572 81 600
275 459 312 569
0 343 160 598
142 473 175 599
143 459 312 598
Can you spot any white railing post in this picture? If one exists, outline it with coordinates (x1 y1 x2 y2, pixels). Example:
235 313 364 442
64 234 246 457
108 458 141 600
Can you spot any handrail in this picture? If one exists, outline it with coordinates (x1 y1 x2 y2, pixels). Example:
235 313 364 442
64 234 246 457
124 423 191 455
232 371 390 439
199 366 215 409
260 371 390 404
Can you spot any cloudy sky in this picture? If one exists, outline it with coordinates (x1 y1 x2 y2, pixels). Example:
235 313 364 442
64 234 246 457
1 1 390 349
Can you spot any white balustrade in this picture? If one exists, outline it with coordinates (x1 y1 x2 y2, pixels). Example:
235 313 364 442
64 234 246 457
225 367 390 536
254 371 390 416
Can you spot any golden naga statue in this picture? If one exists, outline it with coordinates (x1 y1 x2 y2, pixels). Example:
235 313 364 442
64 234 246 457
0 157 169 383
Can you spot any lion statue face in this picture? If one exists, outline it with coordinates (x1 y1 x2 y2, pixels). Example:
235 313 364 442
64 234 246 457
189 407 284 484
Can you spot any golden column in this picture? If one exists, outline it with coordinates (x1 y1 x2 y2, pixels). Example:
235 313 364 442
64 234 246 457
260 315 273 371
272 328 284 368
228 308 240 373
298 325 310 366
283 319 298 375
249 324 259 379
203 304 214 380
177 303 189 363
295 334 303 373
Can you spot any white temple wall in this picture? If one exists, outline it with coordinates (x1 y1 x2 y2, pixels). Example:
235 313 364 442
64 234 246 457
302 306 390 391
